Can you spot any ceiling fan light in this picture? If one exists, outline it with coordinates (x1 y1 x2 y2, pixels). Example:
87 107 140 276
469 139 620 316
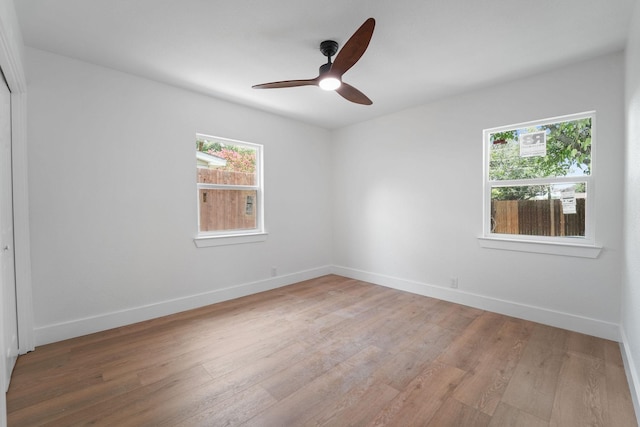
319 77 341 91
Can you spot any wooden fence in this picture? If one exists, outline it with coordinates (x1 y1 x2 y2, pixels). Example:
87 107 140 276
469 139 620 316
198 169 256 232
491 198 585 237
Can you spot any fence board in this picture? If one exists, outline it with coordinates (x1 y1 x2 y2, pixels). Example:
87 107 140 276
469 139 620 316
492 199 585 237
197 169 257 231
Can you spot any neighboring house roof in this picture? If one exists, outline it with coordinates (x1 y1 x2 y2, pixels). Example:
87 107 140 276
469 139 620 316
197 151 227 168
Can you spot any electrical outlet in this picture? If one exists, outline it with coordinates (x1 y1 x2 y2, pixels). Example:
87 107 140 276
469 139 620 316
450 277 458 289
271 266 278 277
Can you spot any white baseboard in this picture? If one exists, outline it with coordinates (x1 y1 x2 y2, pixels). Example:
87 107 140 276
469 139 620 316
34 266 333 346
331 265 621 341
34 265 621 346
620 329 640 423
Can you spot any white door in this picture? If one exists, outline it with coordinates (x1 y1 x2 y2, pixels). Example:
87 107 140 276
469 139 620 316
0 76 17 388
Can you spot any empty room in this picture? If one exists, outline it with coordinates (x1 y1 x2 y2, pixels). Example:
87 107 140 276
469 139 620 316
1 0 640 425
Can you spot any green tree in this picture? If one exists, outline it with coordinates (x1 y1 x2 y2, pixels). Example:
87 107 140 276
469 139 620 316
196 139 223 153
489 118 591 200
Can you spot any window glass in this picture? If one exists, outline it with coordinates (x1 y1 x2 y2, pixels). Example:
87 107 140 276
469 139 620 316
484 113 594 242
196 135 263 235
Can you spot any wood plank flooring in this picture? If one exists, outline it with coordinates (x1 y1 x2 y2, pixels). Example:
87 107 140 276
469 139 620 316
6 275 638 426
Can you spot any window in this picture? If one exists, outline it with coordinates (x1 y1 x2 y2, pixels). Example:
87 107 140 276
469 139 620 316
483 112 595 246
195 134 264 244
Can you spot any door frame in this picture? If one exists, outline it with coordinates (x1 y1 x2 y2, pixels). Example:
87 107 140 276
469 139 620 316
0 6 35 356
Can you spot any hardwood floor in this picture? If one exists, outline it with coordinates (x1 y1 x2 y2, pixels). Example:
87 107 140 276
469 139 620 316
6 275 638 426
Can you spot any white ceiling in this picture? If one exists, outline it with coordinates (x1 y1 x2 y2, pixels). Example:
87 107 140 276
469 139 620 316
15 0 637 129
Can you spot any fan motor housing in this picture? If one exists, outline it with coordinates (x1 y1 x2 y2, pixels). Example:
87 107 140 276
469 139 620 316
319 62 332 75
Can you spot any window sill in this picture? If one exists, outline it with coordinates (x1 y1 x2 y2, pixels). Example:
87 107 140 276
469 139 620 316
194 232 268 248
477 236 602 258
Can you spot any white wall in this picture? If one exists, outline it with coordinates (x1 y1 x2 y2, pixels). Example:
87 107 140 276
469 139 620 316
331 52 625 340
25 41 630 344
26 48 333 345
0 0 29 425
623 0 640 416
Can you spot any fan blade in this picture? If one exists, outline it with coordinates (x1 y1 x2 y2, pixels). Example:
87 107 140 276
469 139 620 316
252 78 318 89
336 82 372 105
331 18 375 77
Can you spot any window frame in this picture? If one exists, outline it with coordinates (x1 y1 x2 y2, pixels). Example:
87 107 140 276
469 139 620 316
481 111 601 256
194 133 266 247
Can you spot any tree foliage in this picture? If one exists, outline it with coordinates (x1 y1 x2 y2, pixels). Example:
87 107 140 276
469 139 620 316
489 118 591 200
211 147 256 173
197 139 256 173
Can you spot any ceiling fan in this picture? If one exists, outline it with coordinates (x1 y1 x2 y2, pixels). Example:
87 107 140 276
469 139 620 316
252 18 375 105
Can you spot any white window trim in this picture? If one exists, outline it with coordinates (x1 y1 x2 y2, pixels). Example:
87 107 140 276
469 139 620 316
480 111 600 257
194 134 266 247
194 232 268 248
477 236 602 258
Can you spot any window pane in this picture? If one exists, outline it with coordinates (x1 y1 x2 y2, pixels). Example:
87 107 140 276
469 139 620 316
196 137 257 184
196 135 262 235
489 117 591 181
199 189 258 232
491 183 586 237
